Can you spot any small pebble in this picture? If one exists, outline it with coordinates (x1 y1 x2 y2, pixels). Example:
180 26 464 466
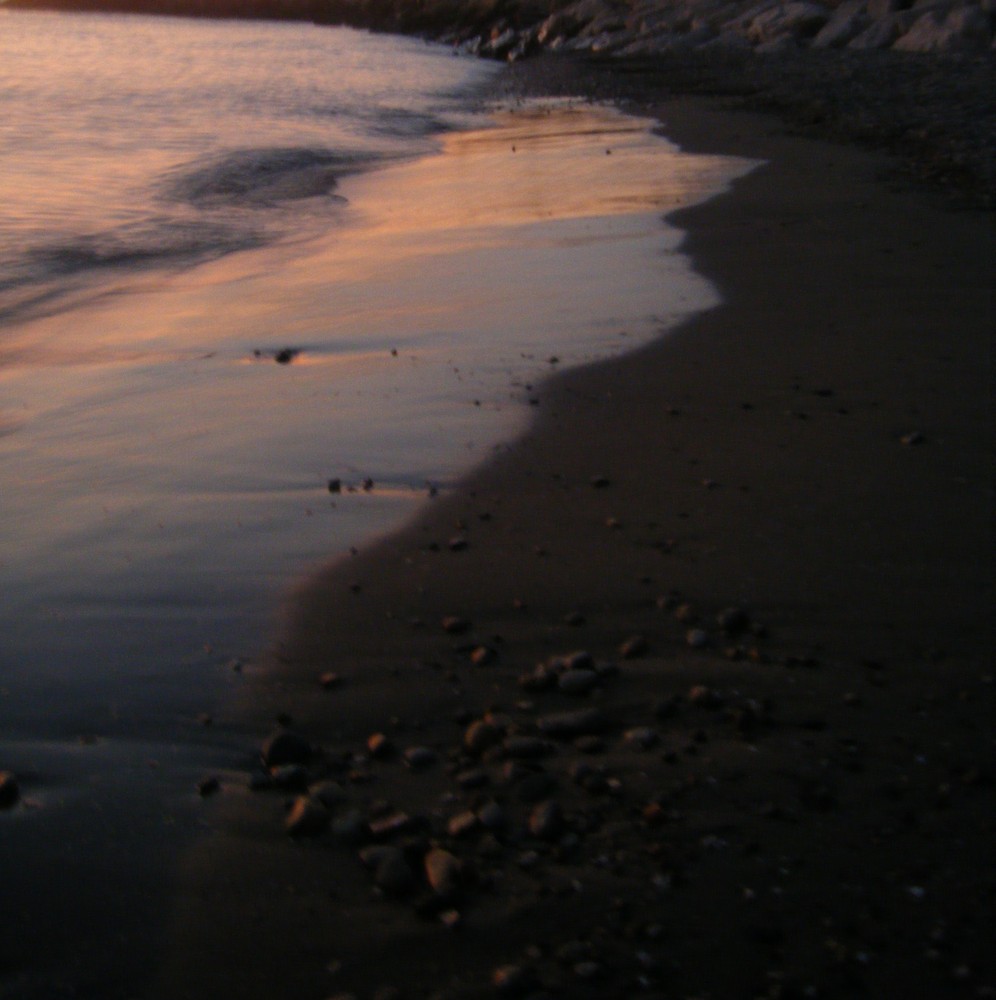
0 771 20 809
260 729 312 768
285 796 330 837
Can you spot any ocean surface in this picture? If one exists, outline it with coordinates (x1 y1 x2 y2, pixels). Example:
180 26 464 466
0 10 754 995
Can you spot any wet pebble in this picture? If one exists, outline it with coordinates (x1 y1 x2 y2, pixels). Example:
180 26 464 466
477 801 506 831
537 708 609 739
309 780 347 809
624 727 660 750
425 847 463 896
367 733 395 759
558 669 599 695
491 964 534 996
465 719 503 755
619 635 649 659
447 810 480 838
470 645 497 666
197 776 220 798
331 809 368 845
0 771 20 808
442 616 471 634
260 729 313 768
403 746 438 770
503 736 554 759
285 796 330 837
529 800 564 840
686 628 710 649
373 847 416 896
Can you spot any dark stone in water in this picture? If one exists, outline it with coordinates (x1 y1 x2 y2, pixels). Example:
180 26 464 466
274 348 299 364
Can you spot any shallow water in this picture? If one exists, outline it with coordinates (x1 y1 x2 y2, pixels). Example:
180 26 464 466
0 10 755 995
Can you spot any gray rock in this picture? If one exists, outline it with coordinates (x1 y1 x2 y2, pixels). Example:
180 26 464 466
478 801 507 830
332 808 369 845
812 0 869 46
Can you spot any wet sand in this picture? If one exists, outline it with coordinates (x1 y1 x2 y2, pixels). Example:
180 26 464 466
153 89 993 998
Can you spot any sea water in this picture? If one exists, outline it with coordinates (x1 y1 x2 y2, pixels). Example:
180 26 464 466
0 10 754 994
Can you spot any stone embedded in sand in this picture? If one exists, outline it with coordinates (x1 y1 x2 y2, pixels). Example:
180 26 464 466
269 764 309 789
403 746 438 770
368 811 418 839
448 535 468 552
261 729 313 768
717 606 750 633
309 779 347 809
455 767 490 790
492 964 533 996
285 795 330 837
331 809 368 845
367 732 395 759
425 848 463 896
197 776 220 797
590 475 611 489
901 430 925 445
674 602 698 623
442 616 471 634
319 671 342 690
464 719 503 755
470 645 496 666
477 801 506 830
623 727 660 749
686 628 710 649
373 848 416 896
688 684 722 709
529 800 564 840
619 634 649 659
447 810 480 838
503 736 554 759
0 771 20 808
558 669 599 695
537 708 609 739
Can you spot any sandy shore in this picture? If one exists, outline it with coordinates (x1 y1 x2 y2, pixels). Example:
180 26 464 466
153 72 993 1000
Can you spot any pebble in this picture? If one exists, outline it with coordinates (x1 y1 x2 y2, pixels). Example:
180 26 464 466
197 776 220 797
618 635 649 659
502 736 554 759
269 764 309 789
465 719 504 754
424 847 463 896
491 964 533 996
373 848 416 896
403 746 438 770
285 796 330 837
537 708 609 739
309 780 347 809
448 535 468 551
557 669 599 695
477 801 506 830
447 810 480 838
442 615 471 634
517 771 557 803
319 671 342 690
367 733 395 759
590 476 611 489
717 606 750 633
455 767 490 790
470 645 497 666
331 809 368 845
368 811 418 839
687 686 721 709
260 729 313 768
624 727 660 749
901 430 925 445
0 771 20 808
686 628 710 649
529 800 564 840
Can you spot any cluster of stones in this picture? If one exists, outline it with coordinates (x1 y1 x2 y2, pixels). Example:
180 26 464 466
247 603 779 994
439 0 994 60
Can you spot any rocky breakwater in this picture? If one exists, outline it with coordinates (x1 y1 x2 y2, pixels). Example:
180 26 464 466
435 0 994 61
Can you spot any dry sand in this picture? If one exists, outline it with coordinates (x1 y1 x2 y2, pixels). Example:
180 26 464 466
153 87 993 1000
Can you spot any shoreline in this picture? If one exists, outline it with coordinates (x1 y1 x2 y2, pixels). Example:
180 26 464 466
152 59 993 1000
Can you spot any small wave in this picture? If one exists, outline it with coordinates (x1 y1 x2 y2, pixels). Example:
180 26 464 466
364 107 452 140
164 147 368 207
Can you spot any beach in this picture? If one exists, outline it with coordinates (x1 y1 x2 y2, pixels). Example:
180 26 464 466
148 57 993 1000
